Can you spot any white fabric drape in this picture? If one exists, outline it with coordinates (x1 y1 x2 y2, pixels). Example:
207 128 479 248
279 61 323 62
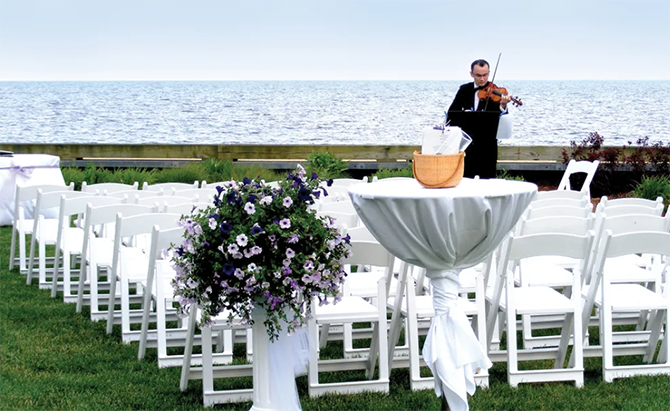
349 178 536 411
0 154 65 226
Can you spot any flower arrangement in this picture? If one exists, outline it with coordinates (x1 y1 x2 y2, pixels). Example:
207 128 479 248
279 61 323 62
170 165 351 341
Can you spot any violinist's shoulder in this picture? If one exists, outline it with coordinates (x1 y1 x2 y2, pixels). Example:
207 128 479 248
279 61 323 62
459 82 474 90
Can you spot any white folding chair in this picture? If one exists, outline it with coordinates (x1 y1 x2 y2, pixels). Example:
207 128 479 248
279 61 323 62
557 159 600 196
106 212 182 342
581 231 670 381
75 203 156 321
524 203 593 220
138 226 234 368
9 183 73 273
142 181 199 192
318 201 357 215
327 177 369 188
489 231 594 387
135 195 195 212
598 196 664 210
105 189 164 199
307 240 390 397
529 197 589 210
26 189 83 288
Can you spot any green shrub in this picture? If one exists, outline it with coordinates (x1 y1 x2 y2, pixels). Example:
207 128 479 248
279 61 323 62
630 175 670 205
80 162 113 184
202 158 235 182
60 166 86 190
497 169 525 181
306 151 350 179
109 167 156 186
152 163 204 185
230 164 283 182
373 164 413 180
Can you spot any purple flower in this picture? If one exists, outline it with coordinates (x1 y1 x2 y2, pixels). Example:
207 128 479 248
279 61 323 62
279 218 291 229
222 263 235 276
250 245 262 255
287 233 299 244
220 221 232 234
298 187 311 202
282 265 292 275
251 224 263 235
243 177 252 185
311 172 318 180
327 179 334 187
234 268 245 279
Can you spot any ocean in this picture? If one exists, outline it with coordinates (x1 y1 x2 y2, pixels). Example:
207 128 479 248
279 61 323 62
1 80 668 147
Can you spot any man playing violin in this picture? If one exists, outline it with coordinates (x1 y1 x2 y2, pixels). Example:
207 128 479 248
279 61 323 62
448 59 511 113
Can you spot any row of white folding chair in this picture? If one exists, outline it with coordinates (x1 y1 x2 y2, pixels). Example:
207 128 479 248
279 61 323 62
51 194 128 303
579 230 670 382
137 226 235 368
9 183 74 274
106 212 183 343
26 189 86 289
530 196 590 210
75 203 157 321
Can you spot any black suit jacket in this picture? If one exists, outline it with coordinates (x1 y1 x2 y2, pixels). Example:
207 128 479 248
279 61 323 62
448 82 502 113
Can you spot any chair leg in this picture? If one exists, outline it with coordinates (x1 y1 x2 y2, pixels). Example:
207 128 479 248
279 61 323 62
9 227 16 270
26 228 38 285
180 307 198 391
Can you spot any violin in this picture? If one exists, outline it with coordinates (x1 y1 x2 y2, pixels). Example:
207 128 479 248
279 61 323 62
477 82 523 107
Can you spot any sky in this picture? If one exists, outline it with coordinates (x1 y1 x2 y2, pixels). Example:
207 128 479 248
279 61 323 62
0 0 669 81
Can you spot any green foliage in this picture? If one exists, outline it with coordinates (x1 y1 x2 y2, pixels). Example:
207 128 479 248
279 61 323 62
372 164 413 180
81 162 113 184
230 165 283 183
152 163 202 185
202 158 235 182
108 167 156 186
305 151 350 179
60 165 86 190
497 169 525 181
631 175 670 205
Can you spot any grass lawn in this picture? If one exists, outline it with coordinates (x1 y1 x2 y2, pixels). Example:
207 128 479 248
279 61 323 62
2 225 670 410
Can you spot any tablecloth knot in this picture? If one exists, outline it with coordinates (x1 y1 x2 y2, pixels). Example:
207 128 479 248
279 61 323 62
422 275 492 411
10 164 33 180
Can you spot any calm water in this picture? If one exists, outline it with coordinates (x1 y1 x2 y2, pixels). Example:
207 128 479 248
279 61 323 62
1 80 668 146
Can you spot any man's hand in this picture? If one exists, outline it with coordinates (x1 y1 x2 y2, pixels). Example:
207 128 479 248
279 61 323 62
500 94 511 110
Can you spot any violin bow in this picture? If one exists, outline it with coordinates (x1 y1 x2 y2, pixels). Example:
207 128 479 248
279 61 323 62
483 52 502 112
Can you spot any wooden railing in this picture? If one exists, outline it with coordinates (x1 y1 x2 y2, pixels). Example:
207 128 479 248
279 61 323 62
0 143 620 171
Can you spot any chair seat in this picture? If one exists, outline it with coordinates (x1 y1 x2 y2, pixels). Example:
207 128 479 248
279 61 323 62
315 296 378 323
594 284 667 311
348 271 398 297
604 261 657 283
518 261 574 288
511 286 574 314
389 294 477 317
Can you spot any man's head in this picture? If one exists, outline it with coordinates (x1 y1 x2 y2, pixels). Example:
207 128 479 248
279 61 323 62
470 59 490 87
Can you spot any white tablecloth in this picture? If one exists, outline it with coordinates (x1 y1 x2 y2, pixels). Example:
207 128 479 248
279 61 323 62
348 178 536 411
0 154 66 226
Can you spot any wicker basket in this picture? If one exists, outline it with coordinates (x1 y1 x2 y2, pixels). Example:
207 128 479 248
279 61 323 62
412 150 465 188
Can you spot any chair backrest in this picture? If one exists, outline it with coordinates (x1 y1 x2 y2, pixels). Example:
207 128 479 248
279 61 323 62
557 159 600 194
487 231 595 348
201 180 233 189
321 185 352 201
595 202 664 218
34 189 88 217
524 203 593 220
318 201 357 215
13 183 74 222
328 177 369 188
104 189 164 198
342 239 395 295
518 214 595 236
114 212 183 241
533 190 589 202
171 188 218 201
529 197 589 210
135 195 195 211
164 202 210 216
598 196 664 210
316 210 359 231
142 181 199 191
81 181 138 193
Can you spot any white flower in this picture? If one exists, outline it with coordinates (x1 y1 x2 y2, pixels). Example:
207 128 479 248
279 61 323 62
282 196 293 208
247 263 258 272
260 196 273 205
236 234 248 247
244 202 256 215
217 244 226 254
208 218 217 230
227 243 239 254
234 268 245 279
286 248 295 259
279 218 291 229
